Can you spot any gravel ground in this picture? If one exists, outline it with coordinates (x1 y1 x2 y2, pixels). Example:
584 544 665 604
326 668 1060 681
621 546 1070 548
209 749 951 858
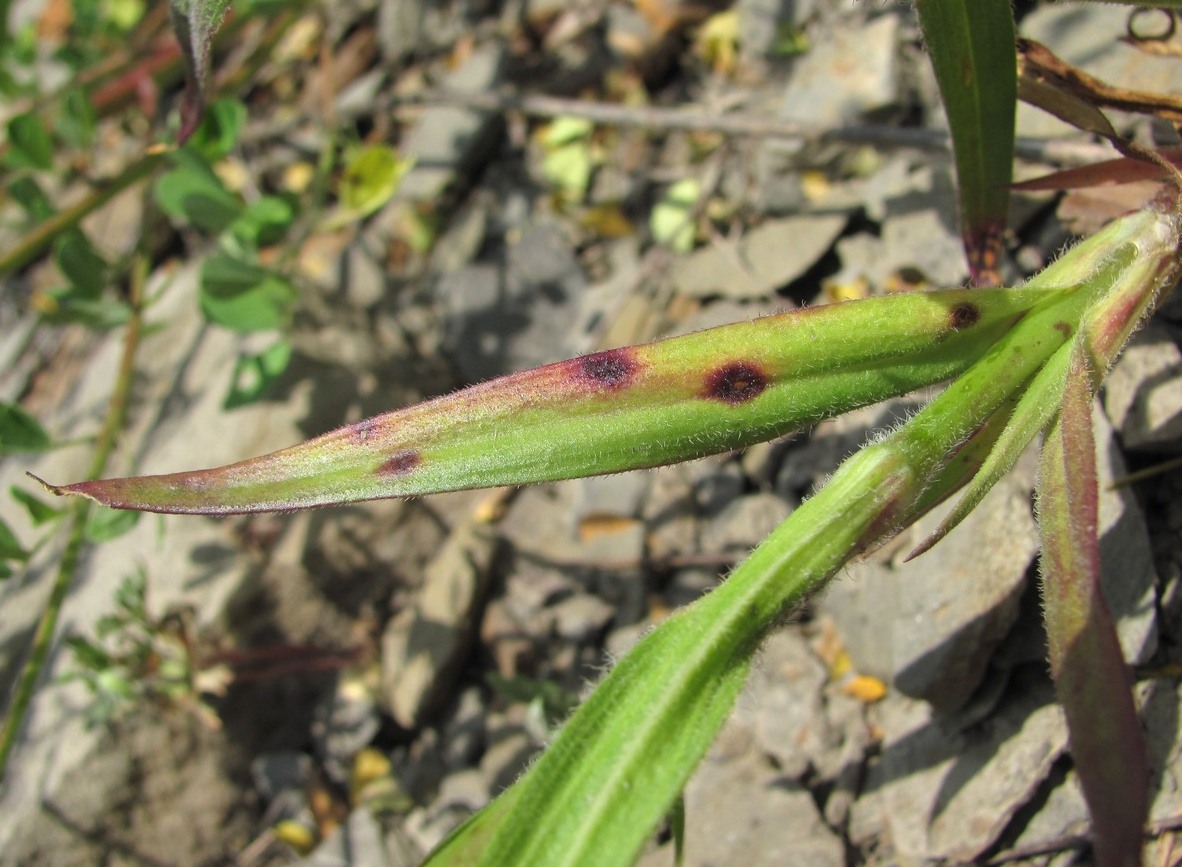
2 1 1182 865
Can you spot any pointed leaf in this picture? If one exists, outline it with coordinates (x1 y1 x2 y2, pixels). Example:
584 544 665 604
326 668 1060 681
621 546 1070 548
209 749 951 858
40 287 1056 514
1010 147 1182 192
5 112 54 170
430 236 1127 865
199 253 296 333
908 339 1071 559
430 444 919 867
916 0 1016 285
912 201 1182 557
1037 350 1147 867
0 517 28 563
167 0 233 142
224 340 293 409
10 487 63 526
0 402 51 454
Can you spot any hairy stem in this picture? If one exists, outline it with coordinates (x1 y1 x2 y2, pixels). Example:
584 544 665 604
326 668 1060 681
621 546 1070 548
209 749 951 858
0 256 147 780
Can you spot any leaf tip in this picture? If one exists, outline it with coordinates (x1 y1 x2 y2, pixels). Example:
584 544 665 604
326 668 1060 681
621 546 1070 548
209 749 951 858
26 472 65 497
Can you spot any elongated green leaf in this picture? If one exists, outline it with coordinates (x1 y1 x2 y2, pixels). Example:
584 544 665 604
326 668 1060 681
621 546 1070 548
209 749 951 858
0 402 51 454
40 286 1057 514
432 253 1108 866
5 112 53 170
1037 351 1147 867
10 487 63 526
912 203 1182 555
168 0 233 142
916 0 1016 285
0 518 28 563
82 508 140 543
430 442 917 867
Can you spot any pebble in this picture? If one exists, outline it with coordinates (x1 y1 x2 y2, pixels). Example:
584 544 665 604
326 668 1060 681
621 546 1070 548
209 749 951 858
381 522 501 729
849 673 1069 863
1103 321 1182 453
667 213 848 300
822 449 1040 713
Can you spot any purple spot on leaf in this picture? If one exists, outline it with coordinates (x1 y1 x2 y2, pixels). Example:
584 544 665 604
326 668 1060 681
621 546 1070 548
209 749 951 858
949 302 981 330
378 450 421 477
574 349 639 391
704 361 769 405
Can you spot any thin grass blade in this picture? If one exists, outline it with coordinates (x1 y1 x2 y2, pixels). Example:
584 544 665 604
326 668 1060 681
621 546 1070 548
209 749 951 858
916 0 1016 285
1037 351 1147 867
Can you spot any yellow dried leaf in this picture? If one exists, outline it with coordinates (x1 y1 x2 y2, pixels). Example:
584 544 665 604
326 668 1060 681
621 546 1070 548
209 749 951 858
842 674 888 703
273 820 317 855
695 10 740 75
578 515 643 543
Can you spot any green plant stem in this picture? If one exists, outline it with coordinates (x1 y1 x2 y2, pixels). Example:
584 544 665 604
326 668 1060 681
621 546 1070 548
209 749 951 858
0 151 166 280
0 257 147 781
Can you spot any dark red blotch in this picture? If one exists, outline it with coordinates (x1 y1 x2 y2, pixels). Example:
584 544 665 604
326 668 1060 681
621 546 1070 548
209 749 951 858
574 349 639 391
704 361 769 405
377 450 421 477
949 302 981 330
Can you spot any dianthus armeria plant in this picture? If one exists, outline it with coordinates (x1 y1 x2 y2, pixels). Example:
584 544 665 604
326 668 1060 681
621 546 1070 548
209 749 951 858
24 1 1182 865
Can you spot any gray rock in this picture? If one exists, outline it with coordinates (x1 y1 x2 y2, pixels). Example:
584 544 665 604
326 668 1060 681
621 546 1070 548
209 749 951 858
314 675 382 786
571 470 651 525
693 459 746 517
1103 322 1182 453
604 620 650 660
744 628 832 779
756 12 900 208
821 451 1040 713
737 0 818 62
849 677 1069 864
549 593 616 642
1019 4 1182 139
438 222 587 381
394 43 505 203
643 461 702 564
339 236 389 310
432 767 491 814
429 190 490 275
252 751 314 804
1144 679 1182 833
779 13 900 129
884 167 969 284
441 687 487 771
1008 770 1090 862
664 565 722 608
667 214 848 301
699 491 794 555
637 732 844 867
299 807 398 867
377 0 426 63
480 727 537 794
381 522 500 729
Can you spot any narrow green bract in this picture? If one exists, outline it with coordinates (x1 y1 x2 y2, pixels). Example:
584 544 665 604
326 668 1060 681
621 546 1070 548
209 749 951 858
42 288 1047 514
916 0 1016 284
